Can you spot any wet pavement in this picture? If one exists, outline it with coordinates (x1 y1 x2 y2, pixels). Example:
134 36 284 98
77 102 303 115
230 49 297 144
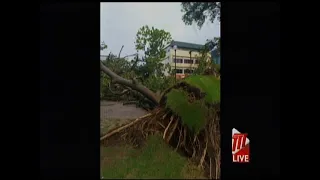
100 101 148 120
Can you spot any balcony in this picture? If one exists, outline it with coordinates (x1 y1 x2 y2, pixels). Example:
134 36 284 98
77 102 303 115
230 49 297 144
173 58 198 64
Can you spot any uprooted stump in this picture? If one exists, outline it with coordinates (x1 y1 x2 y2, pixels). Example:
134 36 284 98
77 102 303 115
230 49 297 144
101 75 220 179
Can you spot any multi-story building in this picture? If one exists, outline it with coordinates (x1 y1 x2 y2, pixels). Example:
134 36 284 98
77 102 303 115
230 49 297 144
100 54 108 61
162 40 214 79
100 40 220 79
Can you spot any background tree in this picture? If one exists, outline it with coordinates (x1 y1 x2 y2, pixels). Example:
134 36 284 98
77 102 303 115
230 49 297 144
181 2 220 28
134 25 172 78
135 25 172 58
181 2 221 61
193 46 211 75
100 41 108 50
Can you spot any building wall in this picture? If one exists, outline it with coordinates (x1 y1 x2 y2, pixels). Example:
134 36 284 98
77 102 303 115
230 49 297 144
162 47 211 76
211 49 220 65
162 47 172 76
100 55 108 61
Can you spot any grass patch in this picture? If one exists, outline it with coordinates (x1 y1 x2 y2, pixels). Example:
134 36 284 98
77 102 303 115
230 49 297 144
164 75 220 133
166 89 207 133
184 75 220 104
101 135 205 179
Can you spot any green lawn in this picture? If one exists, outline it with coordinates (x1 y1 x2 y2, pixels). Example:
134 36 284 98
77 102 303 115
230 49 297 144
101 135 206 179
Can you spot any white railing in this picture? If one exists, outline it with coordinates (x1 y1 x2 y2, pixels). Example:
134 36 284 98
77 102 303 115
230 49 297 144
173 57 198 64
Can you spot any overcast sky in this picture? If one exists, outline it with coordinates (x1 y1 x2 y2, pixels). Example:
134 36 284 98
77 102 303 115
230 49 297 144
100 2 220 57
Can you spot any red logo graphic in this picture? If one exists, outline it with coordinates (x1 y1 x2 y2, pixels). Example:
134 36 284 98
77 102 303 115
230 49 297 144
232 128 250 163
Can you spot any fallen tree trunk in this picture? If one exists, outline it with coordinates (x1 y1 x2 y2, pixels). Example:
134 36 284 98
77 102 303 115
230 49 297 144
100 61 159 105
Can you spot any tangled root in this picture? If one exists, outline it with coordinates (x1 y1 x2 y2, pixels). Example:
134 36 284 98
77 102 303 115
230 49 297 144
100 104 220 179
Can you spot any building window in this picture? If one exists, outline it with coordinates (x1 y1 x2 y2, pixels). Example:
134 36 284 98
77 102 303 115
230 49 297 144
184 59 194 64
174 69 183 74
174 58 183 63
184 69 194 74
195 60 199 64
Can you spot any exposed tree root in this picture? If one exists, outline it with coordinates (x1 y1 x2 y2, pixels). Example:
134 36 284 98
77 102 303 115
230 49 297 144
100 105 220 179
100 113 152 141
175 125 183 151
163 116 174 140
198 135 208 169
162 112 169 119
209 157 212 179
166 118 179 143
157 121 165 129
192 146 196 158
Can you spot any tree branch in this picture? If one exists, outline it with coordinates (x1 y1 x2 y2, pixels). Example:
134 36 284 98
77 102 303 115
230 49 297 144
100 61 159 105
122 53 137 59
118 45 124 58
108 82 130 96
130 54 140 71
216 2 221 9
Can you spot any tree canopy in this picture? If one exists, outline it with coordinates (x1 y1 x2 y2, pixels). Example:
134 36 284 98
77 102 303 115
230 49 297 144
134 25 172 78
181 2 221 29
181 2 221 55
135 25 172 59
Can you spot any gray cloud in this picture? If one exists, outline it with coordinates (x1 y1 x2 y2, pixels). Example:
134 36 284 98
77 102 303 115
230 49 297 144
100 2 220 57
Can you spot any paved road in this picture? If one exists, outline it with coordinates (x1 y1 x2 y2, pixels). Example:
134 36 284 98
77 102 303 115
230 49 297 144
100 101 148 120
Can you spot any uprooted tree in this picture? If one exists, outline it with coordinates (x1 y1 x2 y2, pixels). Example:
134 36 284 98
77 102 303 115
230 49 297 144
101 25 175 109
100 16 221 179
101 60 220 178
